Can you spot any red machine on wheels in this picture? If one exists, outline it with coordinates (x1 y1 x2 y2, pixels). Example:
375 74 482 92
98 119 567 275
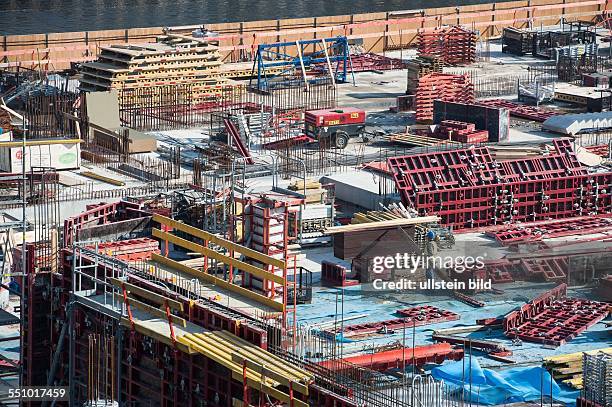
304 107 367 149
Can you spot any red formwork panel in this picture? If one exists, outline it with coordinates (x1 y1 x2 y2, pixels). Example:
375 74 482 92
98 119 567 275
415 73 474 123
324 306 460 337
476 99 558 122
388 139 612 230
504 297 609 347
321 261 359 287
503 283 610 346
585 144 610 157
520 256 569 282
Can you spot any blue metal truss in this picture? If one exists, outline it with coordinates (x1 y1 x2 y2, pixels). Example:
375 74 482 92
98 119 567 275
249 36 348 92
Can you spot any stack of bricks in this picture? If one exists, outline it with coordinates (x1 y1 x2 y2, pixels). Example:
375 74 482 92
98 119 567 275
415 73 474 123
417 26 477 66
433 120 489 144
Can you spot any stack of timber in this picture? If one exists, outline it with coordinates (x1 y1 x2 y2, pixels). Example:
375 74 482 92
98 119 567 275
327 214 439 234
544 348 612 389
384 132 461 147
79 35 229 103
406 54 444 94
350 204 418 224
288 179 327 204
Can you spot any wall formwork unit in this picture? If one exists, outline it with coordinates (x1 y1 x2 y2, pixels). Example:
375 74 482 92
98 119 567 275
388 139 612 230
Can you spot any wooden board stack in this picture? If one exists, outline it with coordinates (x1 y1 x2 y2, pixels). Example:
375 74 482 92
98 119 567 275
544 348 612 389
79 33 231 103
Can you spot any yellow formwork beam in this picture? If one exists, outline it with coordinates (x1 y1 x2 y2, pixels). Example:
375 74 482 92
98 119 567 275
544 347 612 364
216 330 312 382
203 332 309 394
151 253 284 312
152 228 285 285
178 333 309 407
152 214 286 269
119 318 195 354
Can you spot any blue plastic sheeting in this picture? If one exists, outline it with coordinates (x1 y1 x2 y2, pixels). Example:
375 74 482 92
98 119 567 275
431 357 580 406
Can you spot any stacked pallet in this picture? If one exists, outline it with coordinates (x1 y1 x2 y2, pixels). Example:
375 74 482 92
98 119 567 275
406 54 443 94
544 348 612 390
415 73 474 123
79 36 228 104
417 26 476 66
433 120 489 143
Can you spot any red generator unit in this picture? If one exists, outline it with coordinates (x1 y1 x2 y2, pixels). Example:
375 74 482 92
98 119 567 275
304 107 366 149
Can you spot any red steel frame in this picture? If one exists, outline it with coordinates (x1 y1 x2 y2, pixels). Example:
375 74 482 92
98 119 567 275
503 284 609 346
388 139 612 230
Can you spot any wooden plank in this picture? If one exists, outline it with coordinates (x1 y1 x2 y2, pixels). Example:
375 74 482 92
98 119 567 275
152 229 285 284
108 277 184 311
151 253 284 312
325 216 439 234
152 214 286 269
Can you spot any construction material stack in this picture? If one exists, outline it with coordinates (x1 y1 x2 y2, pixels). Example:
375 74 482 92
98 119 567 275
79 36 226 105
388 138 612 229
580 351 612 407
433 120 489 143
417 26 476 66
415 73 474 123
502 27 535 56
406 54 444 94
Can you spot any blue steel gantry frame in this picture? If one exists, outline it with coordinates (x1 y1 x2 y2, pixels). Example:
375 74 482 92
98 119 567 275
249 36 349 92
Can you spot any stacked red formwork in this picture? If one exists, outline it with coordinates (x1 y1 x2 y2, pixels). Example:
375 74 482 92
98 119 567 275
415 73 474 123
434 120 489 143
417 26 476 66
388 139 612 230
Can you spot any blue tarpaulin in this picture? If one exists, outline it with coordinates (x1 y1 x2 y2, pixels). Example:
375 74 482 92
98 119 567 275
431 357 580 406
